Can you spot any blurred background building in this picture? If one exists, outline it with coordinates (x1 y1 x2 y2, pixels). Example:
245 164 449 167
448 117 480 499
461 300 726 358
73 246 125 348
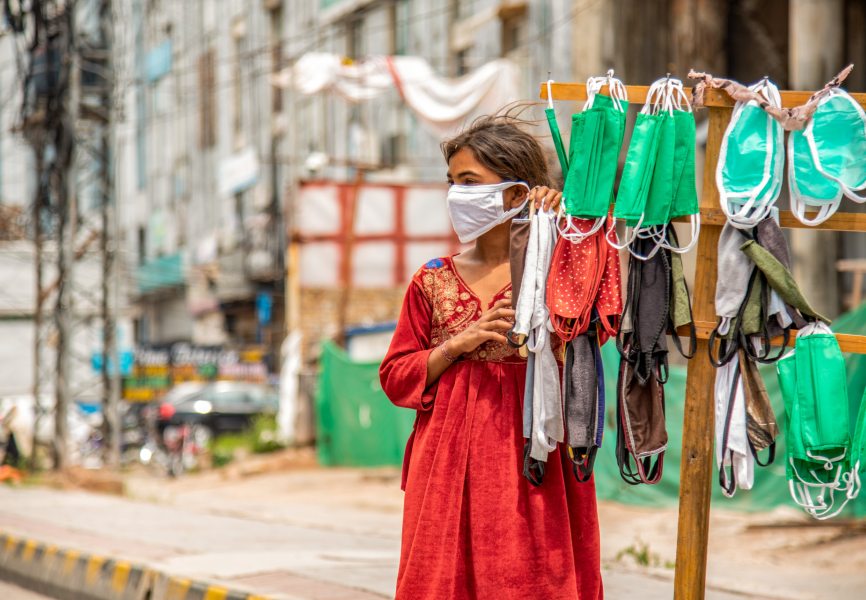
0 0 863 454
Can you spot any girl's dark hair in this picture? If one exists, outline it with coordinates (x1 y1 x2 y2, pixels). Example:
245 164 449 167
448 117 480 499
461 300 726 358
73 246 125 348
440 109 551 188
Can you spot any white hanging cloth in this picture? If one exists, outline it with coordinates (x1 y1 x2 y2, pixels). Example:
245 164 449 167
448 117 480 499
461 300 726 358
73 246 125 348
714 359 754 497
274 53 520 137
512 209 563 462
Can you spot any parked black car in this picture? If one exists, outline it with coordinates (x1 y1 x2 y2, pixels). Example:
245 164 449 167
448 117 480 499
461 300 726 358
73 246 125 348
156 381 278 442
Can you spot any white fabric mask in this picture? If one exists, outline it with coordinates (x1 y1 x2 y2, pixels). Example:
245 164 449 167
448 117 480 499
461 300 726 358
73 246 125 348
446 181 530 243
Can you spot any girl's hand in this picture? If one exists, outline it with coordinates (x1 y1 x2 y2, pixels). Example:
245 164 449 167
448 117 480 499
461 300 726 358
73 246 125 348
529 186 563 213
448 299 515 355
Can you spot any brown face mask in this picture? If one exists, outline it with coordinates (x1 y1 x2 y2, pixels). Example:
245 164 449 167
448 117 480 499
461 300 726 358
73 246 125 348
616 342 668 485
738 349 778 464
509 217 531 308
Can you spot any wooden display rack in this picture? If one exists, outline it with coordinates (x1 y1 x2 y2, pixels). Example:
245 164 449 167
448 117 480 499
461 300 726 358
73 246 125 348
541 81 866 599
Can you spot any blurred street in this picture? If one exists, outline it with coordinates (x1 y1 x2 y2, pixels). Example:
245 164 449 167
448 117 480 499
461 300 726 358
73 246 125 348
0 0 864 598
0 581 53 599
0 451 864 599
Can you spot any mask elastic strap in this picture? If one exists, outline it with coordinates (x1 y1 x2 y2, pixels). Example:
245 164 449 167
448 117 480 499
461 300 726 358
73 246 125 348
627 230 665 261
584 76 603 110
606 215 643 251
660 214 701 254
557 208 605 243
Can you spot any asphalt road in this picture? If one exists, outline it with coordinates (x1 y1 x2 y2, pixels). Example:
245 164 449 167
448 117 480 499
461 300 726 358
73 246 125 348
0 580 56 599
0 481 768 600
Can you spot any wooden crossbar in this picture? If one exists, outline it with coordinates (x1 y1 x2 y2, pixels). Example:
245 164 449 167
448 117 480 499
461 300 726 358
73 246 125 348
539 82 866 108
540 80 866 600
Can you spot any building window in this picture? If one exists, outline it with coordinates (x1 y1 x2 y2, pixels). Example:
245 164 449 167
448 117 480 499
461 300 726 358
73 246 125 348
138 226 147 265
232 17 247 144
198 49 216 149
456 48 471 76
391 0 409 56
269 5 284 113
347 16 363 59
501 8 527 58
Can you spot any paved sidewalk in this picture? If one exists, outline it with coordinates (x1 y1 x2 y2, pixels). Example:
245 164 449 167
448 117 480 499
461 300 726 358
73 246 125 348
0 484 755 600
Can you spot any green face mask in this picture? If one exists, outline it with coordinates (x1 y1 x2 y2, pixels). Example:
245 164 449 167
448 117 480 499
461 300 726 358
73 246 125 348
788 127 842 226
559 74 628 242
803 89 866 203
612 76 696 259
852 387 866 478
669 109 699 219
660 94 701 254
716 79 784 229
776 322 860 519
564 108 606 216
642 112 676 227
614 112 663 227
546 106 569 177
586 93 628 215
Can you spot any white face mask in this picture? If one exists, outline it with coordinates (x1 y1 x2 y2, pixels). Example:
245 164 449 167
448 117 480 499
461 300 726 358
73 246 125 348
446 181 530 243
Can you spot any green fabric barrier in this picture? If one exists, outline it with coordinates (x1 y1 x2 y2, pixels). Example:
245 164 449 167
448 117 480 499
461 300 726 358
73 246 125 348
315 341 415 467
593 303 866 517
320 304 866 515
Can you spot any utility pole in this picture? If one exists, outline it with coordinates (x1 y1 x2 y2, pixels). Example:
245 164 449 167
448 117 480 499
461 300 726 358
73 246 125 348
12 0 82 469
54 3 79 469
31 139 46 470
97 0 120 468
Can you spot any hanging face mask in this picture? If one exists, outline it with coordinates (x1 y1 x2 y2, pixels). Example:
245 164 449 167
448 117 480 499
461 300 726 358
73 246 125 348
777 322 861 519
613 91 664 229
558 73 628 243
545 79 569 177
803 88 866 203
788 127 843 226
716 79 784 229
642 107 676 228
446 181 530 243
661 86 701 253
611 77 676 258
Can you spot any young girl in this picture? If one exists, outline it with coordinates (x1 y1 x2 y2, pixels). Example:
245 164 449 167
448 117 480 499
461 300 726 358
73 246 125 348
380 115 603 599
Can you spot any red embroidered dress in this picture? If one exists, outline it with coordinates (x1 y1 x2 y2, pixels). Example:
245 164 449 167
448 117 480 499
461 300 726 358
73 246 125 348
380 255 603 600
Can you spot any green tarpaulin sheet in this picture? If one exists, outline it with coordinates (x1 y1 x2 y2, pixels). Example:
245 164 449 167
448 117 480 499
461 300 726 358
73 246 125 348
315 341 415 467
316 303 866 515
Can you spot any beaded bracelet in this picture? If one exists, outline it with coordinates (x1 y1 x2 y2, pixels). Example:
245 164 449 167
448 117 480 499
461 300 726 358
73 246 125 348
439 342 459 364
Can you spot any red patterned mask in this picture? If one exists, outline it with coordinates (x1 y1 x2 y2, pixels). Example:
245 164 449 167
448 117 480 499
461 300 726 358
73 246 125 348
546 218 607 341
596 232 623 344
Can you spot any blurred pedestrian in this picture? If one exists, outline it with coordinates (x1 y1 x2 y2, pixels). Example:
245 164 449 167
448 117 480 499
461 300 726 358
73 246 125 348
380 113 603 599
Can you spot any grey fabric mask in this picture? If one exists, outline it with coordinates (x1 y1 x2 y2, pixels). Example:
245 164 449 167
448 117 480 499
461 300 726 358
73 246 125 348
715 223 752 322
563 335 598 451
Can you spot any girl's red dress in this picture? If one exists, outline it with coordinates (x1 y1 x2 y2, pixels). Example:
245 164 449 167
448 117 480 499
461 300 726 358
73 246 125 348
380 255 603 600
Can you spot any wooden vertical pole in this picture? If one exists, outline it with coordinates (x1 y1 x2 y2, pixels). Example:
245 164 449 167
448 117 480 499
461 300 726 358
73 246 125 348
672 105 730 599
